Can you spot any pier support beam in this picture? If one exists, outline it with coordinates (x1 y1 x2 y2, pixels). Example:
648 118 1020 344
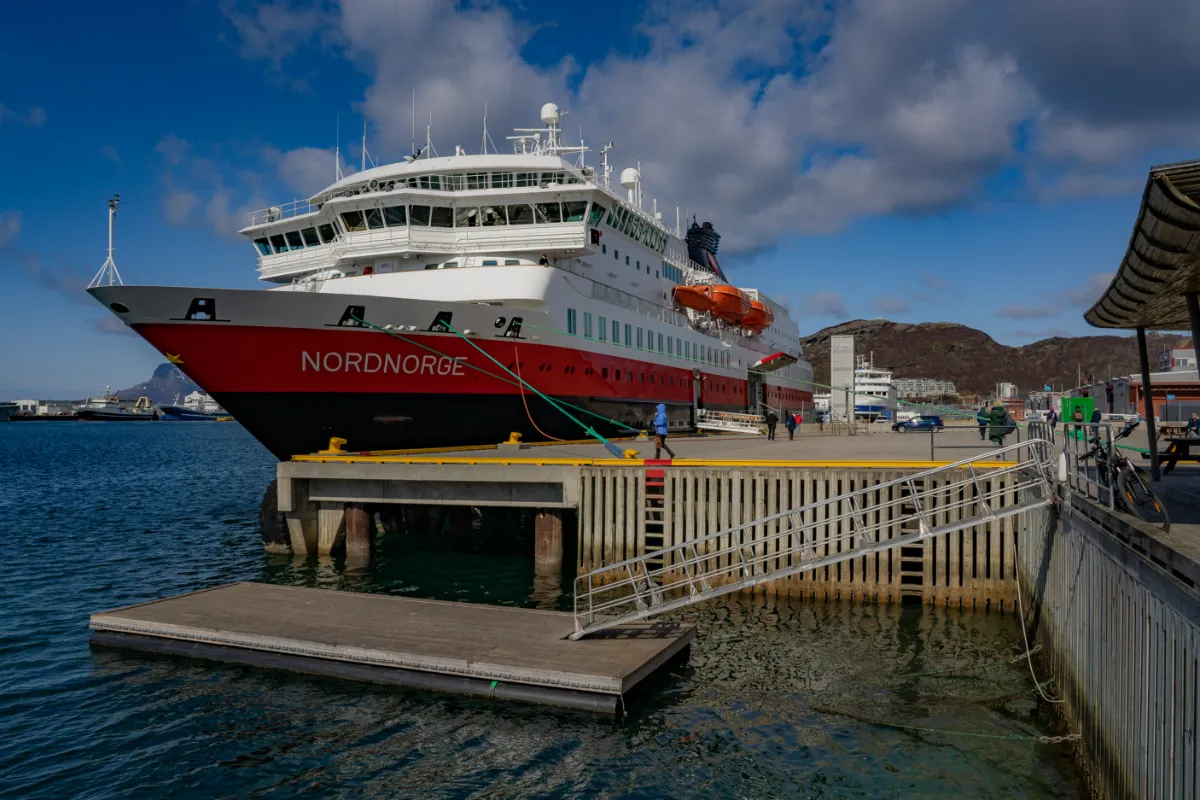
345 503 371 564
317 502 346 557
283 479 317 556
535 509 564 574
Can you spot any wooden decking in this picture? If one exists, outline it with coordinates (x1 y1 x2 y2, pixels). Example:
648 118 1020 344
89 583 693 713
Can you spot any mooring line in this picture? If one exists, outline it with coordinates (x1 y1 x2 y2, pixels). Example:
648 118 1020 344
812 705 1079 745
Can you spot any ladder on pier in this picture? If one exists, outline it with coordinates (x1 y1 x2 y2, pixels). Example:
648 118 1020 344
695 409 765 435
571 437 1056 638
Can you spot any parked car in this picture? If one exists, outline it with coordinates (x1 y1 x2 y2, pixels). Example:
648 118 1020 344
892 415 944 433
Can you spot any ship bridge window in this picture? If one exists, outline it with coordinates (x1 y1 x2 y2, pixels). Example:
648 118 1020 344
283 231 305 250
430 207 453 228
269 234 288 253
317 223 337 242
492 172 514 189
534 203 561 224
467 173 488 190
456 207 479 227
588 203 606 225
481 206 506 226
341 210 366 232
254 238 271 256
365 208 385 230
301 227 321 247
507 204 533 225
482 260 498 266
563 201 588 223
409 205 431 226
419 175 441 191
383 205 407 227
540 171 565 187
515 172 537 187
443 174 464 191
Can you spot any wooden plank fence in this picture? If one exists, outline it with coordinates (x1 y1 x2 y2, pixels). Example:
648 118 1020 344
577 466 1022 608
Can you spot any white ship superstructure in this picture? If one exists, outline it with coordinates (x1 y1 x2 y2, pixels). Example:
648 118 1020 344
90 103 814 457
853 354 897 421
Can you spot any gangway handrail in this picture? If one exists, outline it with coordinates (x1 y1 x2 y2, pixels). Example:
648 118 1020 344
571 435 1055 638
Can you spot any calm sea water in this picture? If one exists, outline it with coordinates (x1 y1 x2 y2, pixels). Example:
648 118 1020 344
0 422 1083 798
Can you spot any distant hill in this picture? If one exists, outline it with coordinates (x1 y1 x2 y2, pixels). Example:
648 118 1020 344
801 319 1181 398
118 363 200 404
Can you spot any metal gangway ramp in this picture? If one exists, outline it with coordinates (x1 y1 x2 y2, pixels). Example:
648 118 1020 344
571 437 1056 638
695 409 765 435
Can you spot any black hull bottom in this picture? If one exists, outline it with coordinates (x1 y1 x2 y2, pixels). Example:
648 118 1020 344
213 392 725 460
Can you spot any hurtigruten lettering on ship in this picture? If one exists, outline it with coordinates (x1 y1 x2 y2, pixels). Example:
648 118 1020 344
89 103 814 458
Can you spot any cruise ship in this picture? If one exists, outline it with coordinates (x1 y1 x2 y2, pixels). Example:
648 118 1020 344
89 103 813 458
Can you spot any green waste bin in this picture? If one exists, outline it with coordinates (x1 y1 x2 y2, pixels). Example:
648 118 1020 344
1061 397 1095 441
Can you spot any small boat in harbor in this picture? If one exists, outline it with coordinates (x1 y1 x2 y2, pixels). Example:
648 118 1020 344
76 389 158 421
158 391 231 421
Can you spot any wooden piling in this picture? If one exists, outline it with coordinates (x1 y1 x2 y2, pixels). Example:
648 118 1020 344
345 503 371 563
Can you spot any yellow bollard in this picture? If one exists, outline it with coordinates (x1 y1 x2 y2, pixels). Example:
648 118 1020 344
319 437 347 454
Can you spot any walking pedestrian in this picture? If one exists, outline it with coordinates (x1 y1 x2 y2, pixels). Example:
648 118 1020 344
1047 408 1057 431
976 406 989 441
653 403 676 459
1090 408 1102 440
784 408 797 441
988 403 1007 449
766 408 779 440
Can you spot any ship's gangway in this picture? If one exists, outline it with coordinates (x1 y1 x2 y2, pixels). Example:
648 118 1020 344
571 437 1056 638
695 409 765 435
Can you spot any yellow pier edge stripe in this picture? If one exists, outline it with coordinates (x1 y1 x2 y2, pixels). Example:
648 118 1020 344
291 453 1019 469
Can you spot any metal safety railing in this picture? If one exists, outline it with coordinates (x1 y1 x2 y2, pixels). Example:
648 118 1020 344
1061 421 1117 508
571 435 1056 638
695 409 766 435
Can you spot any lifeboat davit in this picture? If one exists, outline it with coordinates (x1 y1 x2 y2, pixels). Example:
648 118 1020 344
741 300 774 333
711 285 751 324
673 285 716 313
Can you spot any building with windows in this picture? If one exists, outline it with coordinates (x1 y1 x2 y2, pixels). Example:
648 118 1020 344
893 377 957 399
1158 342 1195 372
997 382 1019 399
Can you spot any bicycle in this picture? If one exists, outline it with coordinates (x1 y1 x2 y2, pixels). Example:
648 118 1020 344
1080 420 1170 531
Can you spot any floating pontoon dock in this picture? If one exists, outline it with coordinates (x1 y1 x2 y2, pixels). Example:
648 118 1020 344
89 582 693 713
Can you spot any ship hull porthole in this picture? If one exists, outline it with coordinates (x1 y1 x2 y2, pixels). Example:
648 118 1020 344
109 302 130 314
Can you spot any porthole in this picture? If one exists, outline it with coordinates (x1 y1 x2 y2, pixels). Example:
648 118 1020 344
109 302 130 314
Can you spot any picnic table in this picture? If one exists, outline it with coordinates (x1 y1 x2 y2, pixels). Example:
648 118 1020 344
1160 437 1200 474
1157 423 1188 440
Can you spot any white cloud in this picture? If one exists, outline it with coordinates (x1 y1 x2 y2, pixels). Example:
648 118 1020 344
263 145 355 198
0 211 21 246
996 304 1059 319
873 295 911 314
219 0 324 71
213 0 1200 256
100 145 121 166
155 134 191 167
162 190 199 226
0 104 47 127
801 290 850 318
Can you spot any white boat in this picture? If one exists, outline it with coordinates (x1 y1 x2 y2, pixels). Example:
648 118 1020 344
853 354 897 421
88 102 815 458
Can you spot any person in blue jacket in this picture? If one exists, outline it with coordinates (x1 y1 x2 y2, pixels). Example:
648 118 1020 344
653 403 676 459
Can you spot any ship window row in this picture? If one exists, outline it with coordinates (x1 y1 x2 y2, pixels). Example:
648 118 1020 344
336 201 595 233
564 307 732 367
254 223 340 256
604 201 669 254
662 262 684 283
335 170 586 197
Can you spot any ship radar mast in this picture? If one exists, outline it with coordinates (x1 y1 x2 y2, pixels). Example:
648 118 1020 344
507 102 589 161
88 194 123 288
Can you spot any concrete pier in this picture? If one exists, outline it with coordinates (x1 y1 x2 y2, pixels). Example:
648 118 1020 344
89 583 693 713
275 431 1027 607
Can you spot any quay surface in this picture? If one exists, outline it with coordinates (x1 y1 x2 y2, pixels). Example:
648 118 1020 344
89 582 693 713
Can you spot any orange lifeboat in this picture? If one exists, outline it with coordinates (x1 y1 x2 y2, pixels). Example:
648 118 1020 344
711 285 751 324
672 285 716 313
741 300 774 333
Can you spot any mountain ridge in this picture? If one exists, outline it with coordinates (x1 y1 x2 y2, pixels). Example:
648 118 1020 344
800 319 1182 397
117 363 200 404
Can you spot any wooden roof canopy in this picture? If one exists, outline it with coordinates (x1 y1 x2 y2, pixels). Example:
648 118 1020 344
1086 160 1200 330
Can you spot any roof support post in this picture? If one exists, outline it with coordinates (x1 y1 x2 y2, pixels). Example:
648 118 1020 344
1137 325 1161 481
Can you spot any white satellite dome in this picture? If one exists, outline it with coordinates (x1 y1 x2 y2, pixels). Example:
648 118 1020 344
619 167 640 189
540 103 560 124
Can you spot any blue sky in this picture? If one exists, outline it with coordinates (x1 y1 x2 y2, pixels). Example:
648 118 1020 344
2 0 1198 398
